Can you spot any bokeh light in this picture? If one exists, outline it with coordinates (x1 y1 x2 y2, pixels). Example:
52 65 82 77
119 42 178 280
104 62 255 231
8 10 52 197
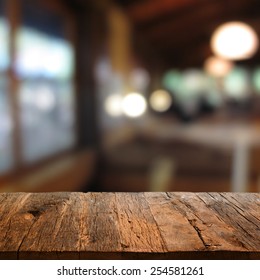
122 92 147 117
162 70 182 93
223 67 250 98
204 56 234 77
104 93 123 116
149 90 172 112
177 69 210 100
211 22 259 60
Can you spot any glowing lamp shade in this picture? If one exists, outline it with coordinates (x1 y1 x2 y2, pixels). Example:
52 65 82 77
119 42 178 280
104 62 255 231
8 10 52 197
204 56 233 77
122 93 147 118
211 22 259 60
150 90 172 112
104 94 123 117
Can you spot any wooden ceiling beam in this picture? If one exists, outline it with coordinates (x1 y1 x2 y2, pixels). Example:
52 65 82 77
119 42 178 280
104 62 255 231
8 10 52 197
153 18 260 69
127 0 198 23
147 14 258 55
145 0 254 42
133 0 258 69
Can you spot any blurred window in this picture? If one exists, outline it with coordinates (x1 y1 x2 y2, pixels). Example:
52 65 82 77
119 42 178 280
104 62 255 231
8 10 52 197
0 17 9 71
0 0 76 174
0 79 14 173
15 28 74 79
16 27 76 163
0 1 13 174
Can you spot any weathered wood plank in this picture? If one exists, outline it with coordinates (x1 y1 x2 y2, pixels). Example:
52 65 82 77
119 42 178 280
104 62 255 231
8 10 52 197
169 193 250 249
156 192 260 259
144 193 205 253
197 193 260 252
222 193 260 220
115 193 166 253
18 192 82 259
0 193 32 259
0 192 259 259
80 192 122 259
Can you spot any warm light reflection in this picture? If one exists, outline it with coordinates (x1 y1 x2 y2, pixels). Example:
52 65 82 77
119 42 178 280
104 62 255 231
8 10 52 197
104 94 123 116
122 92 147 117
211 22 259 60
204 56 233 77
150 90 172 112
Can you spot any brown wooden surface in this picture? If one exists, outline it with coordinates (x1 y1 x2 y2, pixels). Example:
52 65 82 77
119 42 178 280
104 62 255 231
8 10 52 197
0 192 259 259
0 150 96 193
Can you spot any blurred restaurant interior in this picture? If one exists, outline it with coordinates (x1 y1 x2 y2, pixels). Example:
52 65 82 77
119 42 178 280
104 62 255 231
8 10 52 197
1 0 260 193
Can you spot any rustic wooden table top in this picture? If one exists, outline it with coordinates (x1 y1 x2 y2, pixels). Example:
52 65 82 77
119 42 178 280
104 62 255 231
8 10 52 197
0 192 259 259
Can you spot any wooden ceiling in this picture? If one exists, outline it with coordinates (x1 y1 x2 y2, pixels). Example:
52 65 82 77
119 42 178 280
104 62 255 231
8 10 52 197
115 0 260 69
66 0 260 70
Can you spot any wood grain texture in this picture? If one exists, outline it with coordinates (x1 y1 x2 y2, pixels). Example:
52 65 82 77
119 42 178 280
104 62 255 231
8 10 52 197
0 192 259 259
